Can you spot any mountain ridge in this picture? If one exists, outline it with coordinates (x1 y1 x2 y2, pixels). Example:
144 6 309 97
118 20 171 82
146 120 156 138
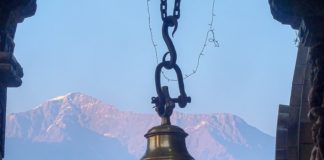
5 92 275 160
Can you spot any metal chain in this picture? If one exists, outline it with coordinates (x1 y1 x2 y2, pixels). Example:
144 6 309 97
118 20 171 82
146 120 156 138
160 0 168 20
173 0 181 19
151 0 190 125
146 0 219 82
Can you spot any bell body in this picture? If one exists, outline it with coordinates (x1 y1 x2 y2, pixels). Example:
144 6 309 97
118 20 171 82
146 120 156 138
141 125 194 160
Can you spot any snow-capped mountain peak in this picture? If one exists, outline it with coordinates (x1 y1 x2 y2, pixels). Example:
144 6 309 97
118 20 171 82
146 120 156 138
5 93 274 160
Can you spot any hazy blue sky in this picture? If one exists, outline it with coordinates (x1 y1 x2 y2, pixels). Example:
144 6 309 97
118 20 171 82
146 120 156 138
8 0 297 136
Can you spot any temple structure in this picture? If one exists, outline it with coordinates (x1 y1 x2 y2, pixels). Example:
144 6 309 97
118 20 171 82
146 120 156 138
269 0 324 160
0 0 323 160
0 0 36 159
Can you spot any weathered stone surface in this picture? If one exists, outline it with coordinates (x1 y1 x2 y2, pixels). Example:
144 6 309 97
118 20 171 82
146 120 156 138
287 146 298 160
300 106 310 122
268 0 301 29
0 0 37 158
299 17 324 46
276 105 289 160
276 148 288 160
275 46 312 160
299 122 314 144
0 89 5 159
289 85 303 106
269 0 324 29
0 0 36 87
300 144 315 160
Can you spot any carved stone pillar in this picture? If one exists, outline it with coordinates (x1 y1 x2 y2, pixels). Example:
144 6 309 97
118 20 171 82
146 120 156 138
269 0 324 160
308 43 324 160
0 0 36 158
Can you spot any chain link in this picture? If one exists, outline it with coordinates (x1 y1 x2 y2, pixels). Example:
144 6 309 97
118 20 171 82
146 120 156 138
160 0 167 20
173 0 181 19
160 0 181 20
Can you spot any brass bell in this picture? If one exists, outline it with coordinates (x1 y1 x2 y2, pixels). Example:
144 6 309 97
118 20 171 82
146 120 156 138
141 124 194 160
143 85 194 159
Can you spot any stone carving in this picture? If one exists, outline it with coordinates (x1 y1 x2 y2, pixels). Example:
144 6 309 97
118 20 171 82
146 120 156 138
308 44 324 160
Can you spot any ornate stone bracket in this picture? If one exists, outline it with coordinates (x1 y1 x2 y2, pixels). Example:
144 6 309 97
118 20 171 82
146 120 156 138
0 0 37 87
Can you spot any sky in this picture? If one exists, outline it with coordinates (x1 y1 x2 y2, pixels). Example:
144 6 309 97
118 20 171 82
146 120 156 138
7 0 297 136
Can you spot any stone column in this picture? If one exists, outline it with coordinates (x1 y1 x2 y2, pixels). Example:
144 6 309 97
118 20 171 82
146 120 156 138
275 46 311 160
269 1 324 160
297 17 324 160
0 0 36 158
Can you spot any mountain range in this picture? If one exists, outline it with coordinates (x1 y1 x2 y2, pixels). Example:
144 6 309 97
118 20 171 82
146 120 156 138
4 92 275 160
